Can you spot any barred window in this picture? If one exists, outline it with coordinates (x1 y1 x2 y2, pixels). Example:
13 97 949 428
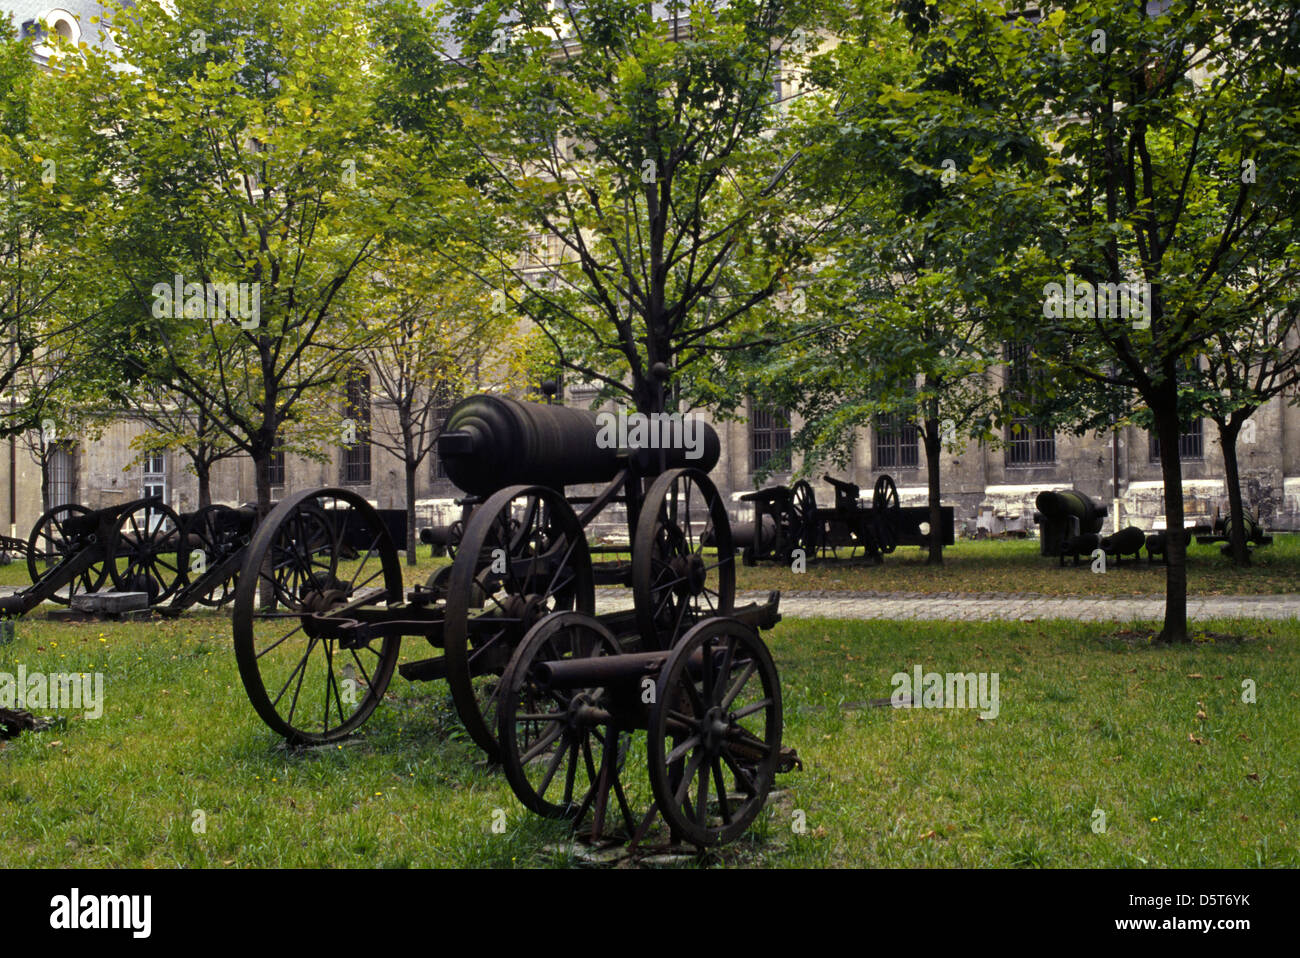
873 412 919 470
431 384 455 482
750 404 792 474
48 442 78 507
266 449 285 488
1004 342 1056 465
1150 418 1204 462
342 370 372 485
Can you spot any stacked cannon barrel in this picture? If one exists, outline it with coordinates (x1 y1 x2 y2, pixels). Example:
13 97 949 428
230 393 796 849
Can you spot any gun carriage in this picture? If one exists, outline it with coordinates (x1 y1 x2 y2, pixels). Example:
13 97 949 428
231 392 794 847
735 474 954 565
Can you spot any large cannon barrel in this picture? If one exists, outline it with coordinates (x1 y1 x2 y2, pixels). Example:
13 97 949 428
436 395 720 495
1034 489 1107 557
1034 490 1107 531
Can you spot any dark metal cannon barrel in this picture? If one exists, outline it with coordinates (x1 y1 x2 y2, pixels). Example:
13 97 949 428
1034 490 1107 530
1034 489 1108 557
436 394 720 495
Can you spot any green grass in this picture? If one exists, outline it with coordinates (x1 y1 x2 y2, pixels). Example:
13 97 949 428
4 533 1298 600
736 533 1300 597
1 612 1296 867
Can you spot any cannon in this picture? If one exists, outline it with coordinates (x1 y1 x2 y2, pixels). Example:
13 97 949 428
1033 490 1107 558
1059 524 1145 567
737 474 953 565
230 394 795 848
1197 508 1273 550
1145 528 1192 564
0 498 189 616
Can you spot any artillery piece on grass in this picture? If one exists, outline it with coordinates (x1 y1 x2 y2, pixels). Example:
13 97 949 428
230 393 796 848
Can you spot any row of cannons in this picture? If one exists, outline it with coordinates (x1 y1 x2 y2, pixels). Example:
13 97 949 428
0 499 258 618
1034 490 1272 566
223 394 797 850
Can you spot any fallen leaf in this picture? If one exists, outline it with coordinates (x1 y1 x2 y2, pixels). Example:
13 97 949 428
1188 733 1204 745
920 829 936 840
1246 772 1259 781
1195 710 1207 721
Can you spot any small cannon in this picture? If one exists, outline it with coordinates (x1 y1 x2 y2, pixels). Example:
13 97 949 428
1145 528 1192 564
231 393 795 848
1060 525 1145 567
1033 490 1107 558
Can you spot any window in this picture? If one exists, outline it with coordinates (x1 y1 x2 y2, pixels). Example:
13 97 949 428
1004 342 1056 465
431 385 454 482
143 449 167 503
873 412 919 470
48 442 77 507
1150 418 1204 462
342 370 372 485
750 403 792 474
266 449 285 488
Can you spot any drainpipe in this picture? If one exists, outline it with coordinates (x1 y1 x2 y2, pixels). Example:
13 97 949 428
1112 425 1122 533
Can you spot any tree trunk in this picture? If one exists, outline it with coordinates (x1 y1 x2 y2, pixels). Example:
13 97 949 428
404 458 418 567
254 447 274 608
923 418 943 566
195 460 212 509
1217 417 1250 567
1153 397 1189 644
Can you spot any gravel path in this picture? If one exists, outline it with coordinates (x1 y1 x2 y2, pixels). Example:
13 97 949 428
594 589 1300 622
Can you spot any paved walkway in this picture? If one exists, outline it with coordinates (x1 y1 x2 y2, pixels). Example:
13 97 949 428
594 589 1300 622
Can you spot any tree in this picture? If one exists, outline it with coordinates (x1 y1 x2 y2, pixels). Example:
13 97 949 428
898 0 1300 642
359 245 525 564
1194 296 1300 565
383 0 861 421
64 0 439 521
730 5 1045 564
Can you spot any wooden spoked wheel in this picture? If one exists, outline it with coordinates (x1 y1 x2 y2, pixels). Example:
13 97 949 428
871 475 900 555
442 485 593 762
647 616 782 847
790 479 819 558
631 469 735 651
232 489 403 744
108 500 186 604
497 612 636 837
27 503 107 603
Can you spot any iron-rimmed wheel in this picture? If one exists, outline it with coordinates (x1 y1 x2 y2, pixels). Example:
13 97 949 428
790 480 819 558
232 488 403 744
498 612 637 837
183 504 242 607
872 474 899 512
27 503 107 603
632 469 734 651
871 475 900 555
108 500 186 604
443 485 593 762
647 616 782 848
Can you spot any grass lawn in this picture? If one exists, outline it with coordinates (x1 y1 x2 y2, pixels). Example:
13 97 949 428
3 534 1297 600
2 611 1296 867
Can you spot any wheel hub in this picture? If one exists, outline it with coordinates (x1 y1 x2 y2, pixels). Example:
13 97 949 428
701 705 729 754
669 554 707 596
